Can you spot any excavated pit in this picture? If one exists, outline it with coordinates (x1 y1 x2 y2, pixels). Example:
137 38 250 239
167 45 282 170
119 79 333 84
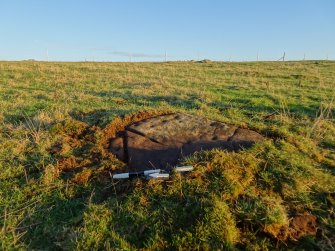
109 113 265 171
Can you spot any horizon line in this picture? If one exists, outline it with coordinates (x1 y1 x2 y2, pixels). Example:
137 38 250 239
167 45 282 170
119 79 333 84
0 59 334 63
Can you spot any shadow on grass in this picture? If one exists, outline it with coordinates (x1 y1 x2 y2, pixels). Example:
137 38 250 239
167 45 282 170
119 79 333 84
104 192 205 249
211 95 323 119
16 177 207 250
17 187 89 249
87 86 201 110
3 102 50 125
69 108 131 127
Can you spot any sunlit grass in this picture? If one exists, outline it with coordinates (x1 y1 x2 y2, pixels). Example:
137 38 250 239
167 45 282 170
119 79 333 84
0 60 334 250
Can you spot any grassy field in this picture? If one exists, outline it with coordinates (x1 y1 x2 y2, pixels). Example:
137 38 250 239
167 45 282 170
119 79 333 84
0 60 334 250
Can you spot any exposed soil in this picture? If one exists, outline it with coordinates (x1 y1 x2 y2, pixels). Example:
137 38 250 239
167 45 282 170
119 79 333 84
289 213 317 241
49 110 171 183
264 213 318 242
49 111 265 181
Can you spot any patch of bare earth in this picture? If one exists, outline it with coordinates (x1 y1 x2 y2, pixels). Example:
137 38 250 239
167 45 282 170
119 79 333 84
264 213 318 242
49 110 170 184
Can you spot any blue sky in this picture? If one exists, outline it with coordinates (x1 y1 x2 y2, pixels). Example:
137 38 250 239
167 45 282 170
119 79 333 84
0 0 334 61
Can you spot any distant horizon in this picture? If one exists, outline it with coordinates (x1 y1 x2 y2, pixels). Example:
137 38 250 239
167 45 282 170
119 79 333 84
0 49 333 62
1 58 333 63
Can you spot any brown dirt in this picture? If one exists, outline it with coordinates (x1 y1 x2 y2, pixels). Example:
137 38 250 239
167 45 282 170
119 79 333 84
49 110 172 183
72 168 93 184
289 213 317 241
264 213 318 242
56 156 79 172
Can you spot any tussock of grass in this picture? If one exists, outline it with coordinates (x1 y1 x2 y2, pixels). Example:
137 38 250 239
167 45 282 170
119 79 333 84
0 61 334 250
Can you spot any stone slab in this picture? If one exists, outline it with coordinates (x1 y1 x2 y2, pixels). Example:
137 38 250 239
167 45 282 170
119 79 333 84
110 113 265 170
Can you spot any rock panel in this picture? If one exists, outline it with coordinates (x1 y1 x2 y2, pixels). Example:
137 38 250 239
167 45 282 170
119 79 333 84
110 113 265 170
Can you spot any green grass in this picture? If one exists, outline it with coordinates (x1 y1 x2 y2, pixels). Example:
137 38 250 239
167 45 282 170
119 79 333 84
0 60 334 250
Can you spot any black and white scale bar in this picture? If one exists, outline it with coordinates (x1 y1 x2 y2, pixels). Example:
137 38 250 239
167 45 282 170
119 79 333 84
112 165 193 179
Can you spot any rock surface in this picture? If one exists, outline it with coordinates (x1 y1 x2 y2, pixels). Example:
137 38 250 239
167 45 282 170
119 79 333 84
110 113 265 170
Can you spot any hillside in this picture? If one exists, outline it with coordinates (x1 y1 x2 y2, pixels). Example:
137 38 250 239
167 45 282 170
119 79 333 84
0 61 334 250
